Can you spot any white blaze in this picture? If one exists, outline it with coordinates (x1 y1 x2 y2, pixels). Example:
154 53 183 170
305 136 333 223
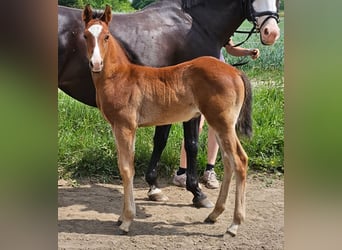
88 24 103 65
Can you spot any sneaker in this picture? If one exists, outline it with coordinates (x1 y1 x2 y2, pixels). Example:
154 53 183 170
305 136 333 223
202 169 219 189
172 172 186 187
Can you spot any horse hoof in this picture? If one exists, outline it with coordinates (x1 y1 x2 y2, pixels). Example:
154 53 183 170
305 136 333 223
226 229 237 237
226 224 238 237
119 229 129 235
193 197 214 208
119 222 131 234
147 188 169 202
204 216 216 224
149 193 169 201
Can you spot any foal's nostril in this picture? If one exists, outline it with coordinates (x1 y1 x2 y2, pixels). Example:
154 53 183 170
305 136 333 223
90 61 94 68
100 61 103 66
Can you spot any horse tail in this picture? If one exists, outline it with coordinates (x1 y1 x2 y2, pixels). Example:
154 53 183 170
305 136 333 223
236 71 253 139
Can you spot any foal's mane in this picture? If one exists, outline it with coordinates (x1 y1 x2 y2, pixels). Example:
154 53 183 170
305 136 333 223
90 8 105 19
181 0 205 10
113 35 143 65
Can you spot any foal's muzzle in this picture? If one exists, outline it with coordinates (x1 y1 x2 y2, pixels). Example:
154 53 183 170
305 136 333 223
89 60 103 73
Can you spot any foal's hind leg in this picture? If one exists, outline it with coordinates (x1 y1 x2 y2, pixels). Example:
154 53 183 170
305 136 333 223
226 136 248 236
204 131 234 221
204 151 234 222
205 130 248 236
112 125 137 234
145 125 171 202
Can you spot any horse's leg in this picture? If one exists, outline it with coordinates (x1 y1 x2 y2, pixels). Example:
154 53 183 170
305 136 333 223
145 125 171 201
183 117 213 208
112 125 137 234
205 129 248 236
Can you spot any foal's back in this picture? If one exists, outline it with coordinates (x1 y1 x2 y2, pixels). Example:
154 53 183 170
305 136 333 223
122 56 245 127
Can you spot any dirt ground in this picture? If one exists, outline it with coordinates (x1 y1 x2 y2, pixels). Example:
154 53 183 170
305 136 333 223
58 174 284 249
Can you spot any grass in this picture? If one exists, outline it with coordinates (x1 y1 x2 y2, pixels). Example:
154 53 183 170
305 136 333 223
58 18 284 182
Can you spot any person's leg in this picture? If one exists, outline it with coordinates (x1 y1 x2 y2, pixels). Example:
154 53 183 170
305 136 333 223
202 126 220 189
179 141 187 171
207 126 220 166
173 116 205 187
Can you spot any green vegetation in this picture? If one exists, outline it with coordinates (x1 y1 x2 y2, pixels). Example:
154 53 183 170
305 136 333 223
132 0 155 9
58 0 285 13
58 0 135 12
58 0 158 11
58 6 284 182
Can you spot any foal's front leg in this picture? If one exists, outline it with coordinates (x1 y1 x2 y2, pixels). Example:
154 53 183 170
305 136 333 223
113 125 137 234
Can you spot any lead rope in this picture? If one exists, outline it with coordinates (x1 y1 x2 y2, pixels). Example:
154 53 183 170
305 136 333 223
230 13 279 66
227 25 257 67
233 25 257 48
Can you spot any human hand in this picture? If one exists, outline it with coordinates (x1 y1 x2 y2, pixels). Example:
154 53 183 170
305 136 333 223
249 49 260 60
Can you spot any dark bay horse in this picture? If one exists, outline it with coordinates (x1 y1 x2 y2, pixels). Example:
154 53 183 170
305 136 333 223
58 0 280 207
83 4 252 235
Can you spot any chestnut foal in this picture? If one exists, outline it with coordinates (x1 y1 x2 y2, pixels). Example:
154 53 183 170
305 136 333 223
82 5 252 236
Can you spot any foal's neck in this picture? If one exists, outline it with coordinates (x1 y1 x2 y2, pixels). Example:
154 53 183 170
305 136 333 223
103 35 132 76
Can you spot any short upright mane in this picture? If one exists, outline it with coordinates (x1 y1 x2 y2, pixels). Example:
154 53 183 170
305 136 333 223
181 0 205 10
114 36 143 65
90 9 105 19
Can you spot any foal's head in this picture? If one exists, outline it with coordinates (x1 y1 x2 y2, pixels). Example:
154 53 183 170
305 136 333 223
82 5 112 73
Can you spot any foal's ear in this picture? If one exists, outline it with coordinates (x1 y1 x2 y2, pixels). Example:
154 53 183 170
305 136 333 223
82 4 93 24
100 5 112 24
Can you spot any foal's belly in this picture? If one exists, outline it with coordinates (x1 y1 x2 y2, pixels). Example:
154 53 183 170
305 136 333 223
137 105 200 127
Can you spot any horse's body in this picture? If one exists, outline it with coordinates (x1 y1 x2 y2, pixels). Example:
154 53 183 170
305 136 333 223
59 0 280 206
83 5 253 235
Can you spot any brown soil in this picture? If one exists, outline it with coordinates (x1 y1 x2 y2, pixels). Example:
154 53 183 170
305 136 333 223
58 174 283 249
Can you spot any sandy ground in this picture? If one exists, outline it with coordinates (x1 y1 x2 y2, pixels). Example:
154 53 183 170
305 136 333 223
58 174 283 249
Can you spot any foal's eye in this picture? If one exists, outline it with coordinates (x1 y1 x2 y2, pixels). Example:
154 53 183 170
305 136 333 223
83 34 87 40
104 34 109 41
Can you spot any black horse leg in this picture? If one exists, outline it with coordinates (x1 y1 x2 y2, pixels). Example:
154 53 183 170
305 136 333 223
145 124 171 201
183 117 213 208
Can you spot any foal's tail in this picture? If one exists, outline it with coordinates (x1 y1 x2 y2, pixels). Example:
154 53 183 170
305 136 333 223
236 72 253 139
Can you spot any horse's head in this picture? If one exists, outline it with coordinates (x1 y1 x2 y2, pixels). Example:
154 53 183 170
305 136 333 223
248 0 281 45
82 5 112 73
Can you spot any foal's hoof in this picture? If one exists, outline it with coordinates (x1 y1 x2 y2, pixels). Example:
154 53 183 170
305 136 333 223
192 197 214 208
204 216 216 224
147 188 169 202
119 221 131 235
226 224 239 237
118 229 129 235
